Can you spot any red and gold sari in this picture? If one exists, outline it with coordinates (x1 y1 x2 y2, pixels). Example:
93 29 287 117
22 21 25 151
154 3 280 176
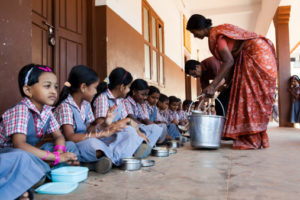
209 24 277 149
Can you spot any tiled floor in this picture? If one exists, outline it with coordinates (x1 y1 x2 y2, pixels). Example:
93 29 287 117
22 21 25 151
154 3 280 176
36 123 300 200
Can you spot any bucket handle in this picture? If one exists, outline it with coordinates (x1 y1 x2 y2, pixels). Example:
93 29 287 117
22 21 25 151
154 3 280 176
188 94 225 117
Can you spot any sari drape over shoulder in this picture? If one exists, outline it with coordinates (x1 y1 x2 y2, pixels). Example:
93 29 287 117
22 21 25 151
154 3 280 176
209 24 277 149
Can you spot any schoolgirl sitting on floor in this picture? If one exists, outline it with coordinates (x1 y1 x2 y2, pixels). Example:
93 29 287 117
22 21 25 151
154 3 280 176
123 79 164 148
54 65 123 173
144 86 181 139
0 64 79 199
92 67 149 160
177 99 189 126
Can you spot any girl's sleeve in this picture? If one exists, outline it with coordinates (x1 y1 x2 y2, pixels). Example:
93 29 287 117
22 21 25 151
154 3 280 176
123 99 134 116
120 100 129 119
54 103 74 126
140 104 150 120
4 104 29 136
93 94 109 119
86 104 95 124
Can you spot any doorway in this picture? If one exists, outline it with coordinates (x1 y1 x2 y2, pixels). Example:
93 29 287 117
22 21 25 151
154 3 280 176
32 0 88 88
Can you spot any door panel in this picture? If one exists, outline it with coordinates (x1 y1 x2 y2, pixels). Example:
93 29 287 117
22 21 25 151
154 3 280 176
55 0 87 88
32 0 53 67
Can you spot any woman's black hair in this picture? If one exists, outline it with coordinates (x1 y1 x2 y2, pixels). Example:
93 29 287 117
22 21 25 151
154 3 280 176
128 79 149 96
185 60 201 74
186 14 212 31
169 96 180 104
93 67 133 104
148 86 160 96
56 65 98 106
18 63 55 97
159 94 168 102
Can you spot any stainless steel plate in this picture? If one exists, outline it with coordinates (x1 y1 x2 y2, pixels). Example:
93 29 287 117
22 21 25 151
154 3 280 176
141 159 155 167
121 158 141 171
168 148 177 155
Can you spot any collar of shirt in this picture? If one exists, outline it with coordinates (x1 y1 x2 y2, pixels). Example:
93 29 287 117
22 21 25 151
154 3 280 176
65 94 89 121
127 96 137 107
106 89 115 100
21 97 54 128
21 97 53 117
106 89 123 106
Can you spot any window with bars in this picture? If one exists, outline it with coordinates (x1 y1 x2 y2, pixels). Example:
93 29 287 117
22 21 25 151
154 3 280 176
183 15 191 53
142 0 165 85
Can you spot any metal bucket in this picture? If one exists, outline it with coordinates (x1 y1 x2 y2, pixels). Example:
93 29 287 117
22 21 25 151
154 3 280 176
188 96 225 149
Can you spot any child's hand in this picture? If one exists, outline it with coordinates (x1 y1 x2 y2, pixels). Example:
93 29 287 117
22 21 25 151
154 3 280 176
172 119 179 125
179 121 186 126
59 152 78 163
105 105 117 125
114 118 129 128
101 125 123 138
130 119 139 130
137 130 150 143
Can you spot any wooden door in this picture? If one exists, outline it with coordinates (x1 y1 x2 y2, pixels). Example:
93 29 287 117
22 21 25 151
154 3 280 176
54 0 87 88
32 0 53 66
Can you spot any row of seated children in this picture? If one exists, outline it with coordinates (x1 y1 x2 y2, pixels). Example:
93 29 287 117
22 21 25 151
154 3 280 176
0 64 185 200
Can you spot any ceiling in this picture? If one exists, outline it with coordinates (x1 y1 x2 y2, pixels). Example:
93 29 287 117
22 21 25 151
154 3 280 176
182 0 281 35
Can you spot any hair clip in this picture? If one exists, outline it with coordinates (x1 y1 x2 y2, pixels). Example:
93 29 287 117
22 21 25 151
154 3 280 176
64 81 71 87
38 66 52 72
121 72 128 82
103 77 110 85
24 67 33 86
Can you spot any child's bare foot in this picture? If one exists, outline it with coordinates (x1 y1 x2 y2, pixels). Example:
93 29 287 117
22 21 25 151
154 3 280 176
19 191 29 200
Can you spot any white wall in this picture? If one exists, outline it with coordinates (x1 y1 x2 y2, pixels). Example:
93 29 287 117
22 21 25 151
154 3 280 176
95 0 189 68
95 0 142 34
146 0 187 68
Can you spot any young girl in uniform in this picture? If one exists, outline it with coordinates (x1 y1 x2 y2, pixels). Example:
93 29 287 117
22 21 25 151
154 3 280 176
166 96 180 125
177 99 189 126
289 75 300 124
0 64 79 199
123 79 163 149
145 86 181 139
92 67 149 160
0 148 50 200
157 93 169 122
182 99 193 114
54 65 124 173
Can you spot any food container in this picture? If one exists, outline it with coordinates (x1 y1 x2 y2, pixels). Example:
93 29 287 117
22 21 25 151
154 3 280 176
141 159 155 167
178 125 188 132
35 182 79 195
151 147 169 157
121 158 141 171
188 96 225 149
167 140 180 148
191 110 205 116
168 148 177 155
51 166 89 183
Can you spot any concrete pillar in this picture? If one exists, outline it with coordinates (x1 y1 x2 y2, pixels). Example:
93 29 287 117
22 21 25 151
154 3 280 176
273 6 292 127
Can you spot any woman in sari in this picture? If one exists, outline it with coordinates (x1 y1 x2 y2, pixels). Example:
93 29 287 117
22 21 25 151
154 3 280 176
186 14 277 149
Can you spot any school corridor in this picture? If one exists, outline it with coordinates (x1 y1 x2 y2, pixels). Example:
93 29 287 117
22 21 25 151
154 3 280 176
35 123 300 200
